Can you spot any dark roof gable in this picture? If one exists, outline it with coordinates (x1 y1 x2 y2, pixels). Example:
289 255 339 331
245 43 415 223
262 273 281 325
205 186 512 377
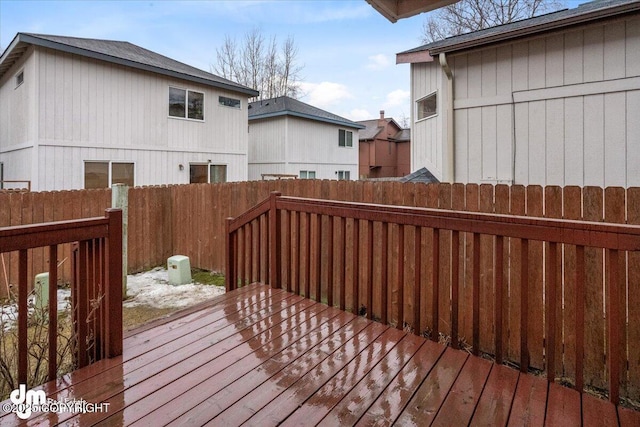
248 96 364 129
0 33 258 96
399 0 640 57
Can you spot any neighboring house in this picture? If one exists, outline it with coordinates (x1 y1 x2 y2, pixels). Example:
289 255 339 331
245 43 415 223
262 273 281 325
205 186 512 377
247 96 363 181
397 0 640 187
0 33 258 191
357 110 411 179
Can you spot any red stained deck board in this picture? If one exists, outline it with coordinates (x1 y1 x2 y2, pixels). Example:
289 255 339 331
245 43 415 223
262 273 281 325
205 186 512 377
507 371 548 427
545 382 582 426
2 283 639 427
65 295 323 426
394 347 469 426
316 333 426 427
619 406 640 427
202 316 375 427
280 327 408 427
431 354 493 427
137 307 353 426
582 394 619 427
469 363 519 427
236 321 391 427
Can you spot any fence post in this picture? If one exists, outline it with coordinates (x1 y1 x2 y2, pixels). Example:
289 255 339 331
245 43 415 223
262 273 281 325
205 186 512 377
269 192 281 289
111 184 128 298
106 208 123 358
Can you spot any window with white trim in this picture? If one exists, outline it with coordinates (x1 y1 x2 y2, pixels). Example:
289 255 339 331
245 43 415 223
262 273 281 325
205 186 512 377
338 129 353 147
416 92 437 120
190 164 227 183
84 161 134 189
299 170 316 179
169 87 204 120
337 170 350 181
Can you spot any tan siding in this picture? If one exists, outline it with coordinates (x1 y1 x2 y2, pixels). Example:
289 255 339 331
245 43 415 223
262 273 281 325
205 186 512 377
627 90 640 186
441 16 640 187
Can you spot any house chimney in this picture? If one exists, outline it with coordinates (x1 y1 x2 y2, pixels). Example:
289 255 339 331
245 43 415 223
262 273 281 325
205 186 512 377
378 110 386 127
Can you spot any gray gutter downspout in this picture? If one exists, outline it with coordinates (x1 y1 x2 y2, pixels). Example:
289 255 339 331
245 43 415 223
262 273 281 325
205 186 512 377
439 53 455 183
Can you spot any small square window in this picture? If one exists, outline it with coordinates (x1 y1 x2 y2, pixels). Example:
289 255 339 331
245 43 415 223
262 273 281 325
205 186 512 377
339 129 353 147
300 170 316 179
15 71 24 88
416 92 437 120
337 170 350 181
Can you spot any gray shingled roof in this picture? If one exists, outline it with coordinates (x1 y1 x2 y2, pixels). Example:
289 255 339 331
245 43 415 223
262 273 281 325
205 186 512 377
400 167 439 183
357 119 384 140
0 33 258 96
399 0 640 56
392 128 411 142
248 96 364 129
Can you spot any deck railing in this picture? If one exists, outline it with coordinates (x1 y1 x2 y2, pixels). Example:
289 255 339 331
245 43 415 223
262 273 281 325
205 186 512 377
0 209 122 388
227 191 640 405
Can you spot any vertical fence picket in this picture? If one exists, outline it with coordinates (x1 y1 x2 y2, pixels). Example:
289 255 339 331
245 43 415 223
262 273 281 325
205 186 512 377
628 188 640 402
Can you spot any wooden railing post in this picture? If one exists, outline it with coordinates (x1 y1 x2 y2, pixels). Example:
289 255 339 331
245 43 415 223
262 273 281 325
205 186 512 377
225 217 235 291
269 192 282 288
106 208 123 358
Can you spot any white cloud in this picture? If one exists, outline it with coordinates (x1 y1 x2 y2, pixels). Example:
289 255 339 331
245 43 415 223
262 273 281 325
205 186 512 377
346 109 372 121
366 54 391 70
298 81 353 109
384 89 410 108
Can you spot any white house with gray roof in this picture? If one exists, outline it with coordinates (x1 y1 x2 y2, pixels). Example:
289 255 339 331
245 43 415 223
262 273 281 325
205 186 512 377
0 33 258 191
248 96 363 181
398 0 640 188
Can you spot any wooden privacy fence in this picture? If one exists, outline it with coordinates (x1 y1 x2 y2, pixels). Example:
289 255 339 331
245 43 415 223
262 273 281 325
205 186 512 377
226 192 640 405
0 209 122 388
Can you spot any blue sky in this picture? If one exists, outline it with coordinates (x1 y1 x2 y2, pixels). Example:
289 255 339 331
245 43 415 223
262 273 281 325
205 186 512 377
0 0 429 124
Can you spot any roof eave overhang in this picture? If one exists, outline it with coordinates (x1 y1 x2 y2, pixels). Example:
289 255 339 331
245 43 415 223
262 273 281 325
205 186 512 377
428 1 640 55
396 49 434 64
1 33 259 96
366 0 460 23
249 111 365 129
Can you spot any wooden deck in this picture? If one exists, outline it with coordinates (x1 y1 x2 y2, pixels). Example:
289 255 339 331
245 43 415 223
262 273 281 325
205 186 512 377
2 283 639 426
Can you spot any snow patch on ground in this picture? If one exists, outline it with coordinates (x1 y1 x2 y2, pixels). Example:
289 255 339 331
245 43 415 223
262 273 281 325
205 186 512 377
0 267 225 329
124 267 225 309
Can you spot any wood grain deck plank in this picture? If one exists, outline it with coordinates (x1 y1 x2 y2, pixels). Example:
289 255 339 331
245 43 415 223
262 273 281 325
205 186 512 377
201 316 374 427
280 327 408 426
618 405 640 427
431 353 493 427
582 394 618 427
232 321 390 427
31 294 315 426
394 347 468 426
469 364 519 427
506 371 548 427
316 334 425 427
544 382 582 426
65 296 322 426
355 339 446 427
132 307 351 426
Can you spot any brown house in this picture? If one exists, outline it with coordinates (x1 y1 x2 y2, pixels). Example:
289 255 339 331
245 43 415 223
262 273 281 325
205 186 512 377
357 111 410 179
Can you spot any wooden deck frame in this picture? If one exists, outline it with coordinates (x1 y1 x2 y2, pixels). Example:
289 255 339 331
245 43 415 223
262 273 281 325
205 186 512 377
227 192 640 406
2 283 638 426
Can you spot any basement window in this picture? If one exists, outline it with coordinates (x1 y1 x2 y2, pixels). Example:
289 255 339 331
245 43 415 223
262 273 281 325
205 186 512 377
416 91 437 121
337 170 351 181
